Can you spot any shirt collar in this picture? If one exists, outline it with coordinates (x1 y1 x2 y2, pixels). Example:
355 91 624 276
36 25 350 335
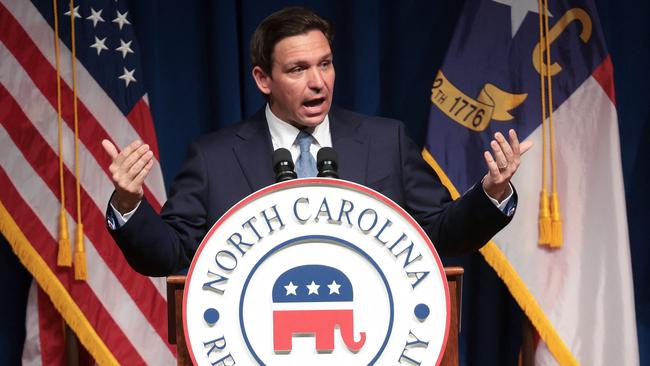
265 104 331 150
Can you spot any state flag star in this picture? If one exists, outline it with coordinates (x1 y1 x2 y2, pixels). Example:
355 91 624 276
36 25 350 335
90 36 108 55
86 8 105 28
118 67 136 87
112 10 131 30
116 39 134 59
284 282 298 296
327 280 341 295
493 0 552 38
64 5 81 19
306 281 320 295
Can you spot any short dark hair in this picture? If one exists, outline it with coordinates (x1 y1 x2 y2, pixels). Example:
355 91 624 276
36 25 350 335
250 6 334 76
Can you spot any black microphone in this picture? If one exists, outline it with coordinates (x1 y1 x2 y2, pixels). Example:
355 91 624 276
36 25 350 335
317 147 339 178
272 148 297 182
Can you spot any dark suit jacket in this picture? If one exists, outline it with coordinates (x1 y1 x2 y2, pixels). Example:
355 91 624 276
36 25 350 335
109 107 514 276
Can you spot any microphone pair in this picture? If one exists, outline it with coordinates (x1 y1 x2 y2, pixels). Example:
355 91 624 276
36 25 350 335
272 147 338 182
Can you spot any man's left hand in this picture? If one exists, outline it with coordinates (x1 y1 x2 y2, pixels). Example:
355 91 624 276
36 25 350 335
482 129 534 202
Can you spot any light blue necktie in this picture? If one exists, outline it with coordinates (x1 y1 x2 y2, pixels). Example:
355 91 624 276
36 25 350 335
295 131 317 178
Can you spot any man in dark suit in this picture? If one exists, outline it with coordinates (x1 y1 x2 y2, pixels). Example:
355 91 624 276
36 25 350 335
102 7 531 276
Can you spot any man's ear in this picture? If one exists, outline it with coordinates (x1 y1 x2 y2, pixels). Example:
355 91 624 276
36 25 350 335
252 66 271 95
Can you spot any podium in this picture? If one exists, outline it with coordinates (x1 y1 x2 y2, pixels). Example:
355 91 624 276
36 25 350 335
167 267 463 366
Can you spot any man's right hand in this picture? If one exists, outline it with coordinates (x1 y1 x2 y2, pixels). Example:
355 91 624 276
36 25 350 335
102 139 154 214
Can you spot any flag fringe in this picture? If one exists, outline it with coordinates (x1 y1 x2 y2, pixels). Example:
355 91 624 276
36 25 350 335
480 243 578 365
0 202 118 365
421 149 461 199
57 210 72 266
421 148 579 365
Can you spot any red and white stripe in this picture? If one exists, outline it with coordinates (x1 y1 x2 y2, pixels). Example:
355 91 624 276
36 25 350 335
493 57 638 365
1 0 175 364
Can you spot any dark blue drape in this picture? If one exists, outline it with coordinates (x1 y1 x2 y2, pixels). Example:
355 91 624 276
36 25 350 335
2 0 648 365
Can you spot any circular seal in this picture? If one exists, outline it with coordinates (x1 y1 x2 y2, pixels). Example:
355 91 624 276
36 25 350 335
183 178 450 365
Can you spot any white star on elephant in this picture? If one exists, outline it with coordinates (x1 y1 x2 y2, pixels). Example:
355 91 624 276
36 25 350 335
327 280 341 294
306 281 320 295
284 282 297 296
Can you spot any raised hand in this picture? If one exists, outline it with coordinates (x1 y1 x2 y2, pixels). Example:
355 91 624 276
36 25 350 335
102 139 154 214
482 129 533 202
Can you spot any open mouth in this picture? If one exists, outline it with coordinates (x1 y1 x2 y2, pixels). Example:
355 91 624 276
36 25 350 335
303 97 326 108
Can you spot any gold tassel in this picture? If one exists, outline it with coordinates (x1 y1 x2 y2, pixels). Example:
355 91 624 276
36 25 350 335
538 189 552 246
536 0 551 248
53 0 71 268
74 223 87 280
57 210 72 266
550 191 563 247
68 0 86 281
537 0 563 250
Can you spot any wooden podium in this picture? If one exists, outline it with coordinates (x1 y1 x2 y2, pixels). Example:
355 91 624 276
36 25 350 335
167 267 463 365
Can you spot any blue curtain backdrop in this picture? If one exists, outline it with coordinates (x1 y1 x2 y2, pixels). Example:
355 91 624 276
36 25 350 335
2 0 648 365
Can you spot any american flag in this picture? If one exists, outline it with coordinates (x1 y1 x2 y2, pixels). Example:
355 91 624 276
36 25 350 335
0 0 174 364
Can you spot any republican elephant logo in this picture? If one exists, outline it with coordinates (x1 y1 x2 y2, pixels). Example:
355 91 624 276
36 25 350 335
272 265 366 353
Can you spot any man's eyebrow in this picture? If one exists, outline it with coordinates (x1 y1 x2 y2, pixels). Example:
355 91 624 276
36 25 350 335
284 60 308 68
281 52 333 69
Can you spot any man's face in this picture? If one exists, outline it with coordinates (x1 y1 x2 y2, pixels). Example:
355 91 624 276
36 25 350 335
253 30 335 129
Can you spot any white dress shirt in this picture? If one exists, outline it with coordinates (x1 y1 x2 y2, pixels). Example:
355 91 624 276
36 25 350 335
265 104 332 163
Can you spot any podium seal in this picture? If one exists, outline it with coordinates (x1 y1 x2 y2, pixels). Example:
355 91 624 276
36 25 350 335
184 179 450 365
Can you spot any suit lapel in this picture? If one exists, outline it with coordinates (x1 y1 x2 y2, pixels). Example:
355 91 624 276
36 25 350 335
233 109 276 192
329 108 368 185
232 107 369 190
